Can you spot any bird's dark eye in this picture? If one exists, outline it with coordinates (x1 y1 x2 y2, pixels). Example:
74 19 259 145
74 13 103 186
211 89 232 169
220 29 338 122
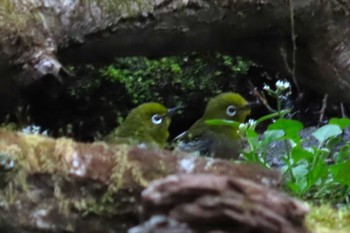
151 114 163 125
226 105 237 116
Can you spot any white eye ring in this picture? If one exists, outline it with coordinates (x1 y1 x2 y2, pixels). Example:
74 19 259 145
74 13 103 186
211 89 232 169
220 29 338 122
226 105 237 116
151 114 163 125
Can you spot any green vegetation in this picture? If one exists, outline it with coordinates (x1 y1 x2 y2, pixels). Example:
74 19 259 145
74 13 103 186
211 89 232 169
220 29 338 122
205 78 350 231
245 117 350 203
67 64 102 98
207 80 350 204
98 53 251 105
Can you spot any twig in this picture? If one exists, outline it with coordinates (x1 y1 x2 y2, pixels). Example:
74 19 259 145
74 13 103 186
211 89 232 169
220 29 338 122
340 102 347 118
318 94 328 124
247 80 276 113
288 0 300 92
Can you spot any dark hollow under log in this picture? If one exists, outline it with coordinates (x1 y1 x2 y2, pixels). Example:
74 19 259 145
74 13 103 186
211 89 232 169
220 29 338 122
1 1 350 102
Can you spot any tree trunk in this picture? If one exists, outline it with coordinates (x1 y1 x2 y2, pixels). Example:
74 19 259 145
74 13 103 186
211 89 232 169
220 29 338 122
1 0 350 101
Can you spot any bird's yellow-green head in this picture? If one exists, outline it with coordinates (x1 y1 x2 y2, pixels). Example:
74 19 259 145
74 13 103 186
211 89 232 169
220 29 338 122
202 92 251 123
108 102 173 148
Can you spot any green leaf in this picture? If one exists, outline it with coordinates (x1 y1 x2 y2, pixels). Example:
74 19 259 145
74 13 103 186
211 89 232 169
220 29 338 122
330 159 350 185
288 164 309 194
333 144 350 163
292 164 309 179
254 110 290 126
287 181 307 195
268 119 303 144
262 129 285 144
325 136 342 151
242 151 265 165
312 124 342 145
205 119 241 128
329 118 350 129
291 146 314 163
245 128 259 150
307 160 328 187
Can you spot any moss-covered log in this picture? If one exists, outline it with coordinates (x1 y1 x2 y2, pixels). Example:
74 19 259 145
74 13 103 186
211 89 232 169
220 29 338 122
0 129 285 232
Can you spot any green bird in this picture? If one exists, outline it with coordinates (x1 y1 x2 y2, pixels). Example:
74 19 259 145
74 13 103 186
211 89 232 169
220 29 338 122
106 102 177 148
175 92 254 159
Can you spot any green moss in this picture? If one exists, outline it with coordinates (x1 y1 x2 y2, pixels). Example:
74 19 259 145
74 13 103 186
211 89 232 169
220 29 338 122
98 53 252 106
109 145 130 192
307 204 350 233
0 134 74 209
62 145 150 217
0 132 142 217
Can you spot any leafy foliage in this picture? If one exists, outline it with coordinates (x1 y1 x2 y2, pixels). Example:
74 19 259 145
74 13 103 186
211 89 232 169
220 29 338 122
99 54 252 105
207 82 350 204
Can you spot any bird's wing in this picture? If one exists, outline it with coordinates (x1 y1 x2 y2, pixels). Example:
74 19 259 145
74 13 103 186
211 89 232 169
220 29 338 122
174 120 212 154
173 131 187 141
177 137 212 154
173 120 206 141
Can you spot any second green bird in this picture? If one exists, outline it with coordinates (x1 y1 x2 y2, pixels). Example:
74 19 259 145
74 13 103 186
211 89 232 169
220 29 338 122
106 102 176 148
175 92 252 159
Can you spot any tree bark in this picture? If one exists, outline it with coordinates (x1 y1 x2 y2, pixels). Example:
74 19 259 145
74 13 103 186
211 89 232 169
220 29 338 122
134 174 309 233
1 0 350 101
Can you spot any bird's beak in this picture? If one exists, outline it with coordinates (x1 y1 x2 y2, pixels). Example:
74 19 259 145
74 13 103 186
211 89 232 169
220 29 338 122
167 106 183 117
239 101 260 110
